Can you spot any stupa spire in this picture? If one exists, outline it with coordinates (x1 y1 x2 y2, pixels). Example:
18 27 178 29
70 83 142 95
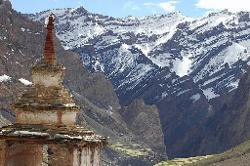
43 14 56 64
0 13 105 166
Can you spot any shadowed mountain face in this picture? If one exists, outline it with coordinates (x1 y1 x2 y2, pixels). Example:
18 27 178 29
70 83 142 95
0 2 166 165
195 67 250 156
30 7 250 158
120 99 166 156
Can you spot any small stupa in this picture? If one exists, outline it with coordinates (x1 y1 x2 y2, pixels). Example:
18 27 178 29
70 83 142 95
0 15 106 166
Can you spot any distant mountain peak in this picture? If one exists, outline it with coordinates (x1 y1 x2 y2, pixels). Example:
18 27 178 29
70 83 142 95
71 6 88 15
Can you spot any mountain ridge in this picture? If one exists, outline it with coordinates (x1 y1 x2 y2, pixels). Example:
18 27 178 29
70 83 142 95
31 7 250 158
31 7 250 100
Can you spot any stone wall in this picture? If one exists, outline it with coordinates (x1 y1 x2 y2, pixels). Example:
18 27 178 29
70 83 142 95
0 141 6 166
0 141 102 166
5 142 43 166
48 144 74 166
16 109 77 125
47 144 101 166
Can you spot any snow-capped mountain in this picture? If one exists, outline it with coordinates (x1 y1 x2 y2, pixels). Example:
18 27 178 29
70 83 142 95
32 9 190 103
31 8 250 158
32 9 250 103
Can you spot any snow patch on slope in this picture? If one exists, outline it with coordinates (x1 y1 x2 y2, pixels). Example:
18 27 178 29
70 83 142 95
190 93 201 103
189 11 235 32
18 78 32 86
173 55 192 77
0 75 11 83
133 44 151 56
194 42 250 83
227 79 240 92
202 88 219 100
223 43 248 67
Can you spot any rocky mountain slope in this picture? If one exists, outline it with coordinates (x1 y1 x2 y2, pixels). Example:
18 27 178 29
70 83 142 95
120 99 166 156
0 1 166 165
195 66 250 156
31 7 250 158
192 139 250 166
155 138 250 166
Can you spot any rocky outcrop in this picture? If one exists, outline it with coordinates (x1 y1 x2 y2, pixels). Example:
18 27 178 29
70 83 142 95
120 99 166 158
168 66 250 158
199 67 250 154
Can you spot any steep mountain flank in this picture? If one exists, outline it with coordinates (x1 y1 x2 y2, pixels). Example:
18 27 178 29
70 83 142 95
155 139 250 166
191 139 250 166
120 99 166 157
196 67 250 155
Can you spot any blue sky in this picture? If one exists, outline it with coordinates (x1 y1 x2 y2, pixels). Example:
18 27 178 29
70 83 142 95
10 0 250 18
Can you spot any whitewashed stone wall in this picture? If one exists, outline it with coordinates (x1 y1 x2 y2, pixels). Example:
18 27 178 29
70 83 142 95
32 72 63 87
16 110 77 125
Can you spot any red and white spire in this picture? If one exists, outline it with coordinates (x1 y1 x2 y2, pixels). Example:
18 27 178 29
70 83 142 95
43 14 56 64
